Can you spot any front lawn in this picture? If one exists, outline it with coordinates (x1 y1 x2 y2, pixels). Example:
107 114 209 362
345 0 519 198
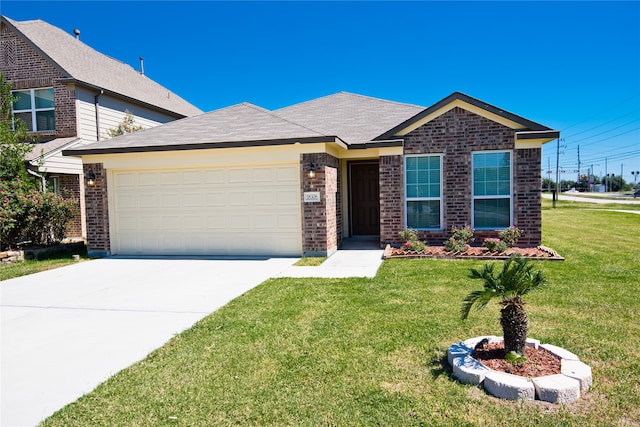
0 247 88 281
42 205 640 426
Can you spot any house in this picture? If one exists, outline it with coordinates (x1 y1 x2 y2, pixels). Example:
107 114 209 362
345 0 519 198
0 16 202 238
63 91 558 258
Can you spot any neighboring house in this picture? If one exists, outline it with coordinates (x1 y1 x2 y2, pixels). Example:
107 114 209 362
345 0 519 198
64 91 558 258
0 16 202 238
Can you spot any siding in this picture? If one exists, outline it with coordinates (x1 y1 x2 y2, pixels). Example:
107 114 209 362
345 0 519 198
75 86 178 143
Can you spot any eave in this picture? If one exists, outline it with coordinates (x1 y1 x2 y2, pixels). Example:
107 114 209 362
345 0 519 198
63 136 344 157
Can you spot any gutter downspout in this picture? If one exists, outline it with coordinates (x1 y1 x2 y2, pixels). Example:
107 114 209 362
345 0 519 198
27 169 47 193
95 89 104 141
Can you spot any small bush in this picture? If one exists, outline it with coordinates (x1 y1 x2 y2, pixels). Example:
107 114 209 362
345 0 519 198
499 226 521 247
444 225 474 253
483 238 508 253
398 228 426 252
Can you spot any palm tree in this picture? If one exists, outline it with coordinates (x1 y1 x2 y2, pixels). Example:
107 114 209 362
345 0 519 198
460 255 546 356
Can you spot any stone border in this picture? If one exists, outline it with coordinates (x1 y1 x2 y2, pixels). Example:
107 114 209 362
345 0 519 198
383 245 564 261
448 336 591 403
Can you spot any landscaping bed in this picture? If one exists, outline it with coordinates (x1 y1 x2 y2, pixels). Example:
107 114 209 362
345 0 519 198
383 244 564 260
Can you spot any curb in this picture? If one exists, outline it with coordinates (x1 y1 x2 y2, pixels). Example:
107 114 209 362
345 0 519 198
448 336 592 403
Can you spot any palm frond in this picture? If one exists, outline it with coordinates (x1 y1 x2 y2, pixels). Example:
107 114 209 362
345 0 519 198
461 254 547 320
460 288 499 320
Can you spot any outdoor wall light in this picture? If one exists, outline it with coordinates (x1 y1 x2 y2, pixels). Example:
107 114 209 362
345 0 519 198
308 164 316 179
86 171 96 186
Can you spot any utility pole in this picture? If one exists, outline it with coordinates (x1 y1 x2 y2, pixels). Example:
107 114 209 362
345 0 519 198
547 157 552 192
577 145 581 187
554 136 561 208
605 158 608 192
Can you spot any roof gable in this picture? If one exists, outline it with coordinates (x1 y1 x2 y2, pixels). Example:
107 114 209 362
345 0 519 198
1 16 202 118
375 92 558 143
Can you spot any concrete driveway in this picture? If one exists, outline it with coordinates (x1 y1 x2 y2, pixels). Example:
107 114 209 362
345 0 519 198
1 257 298 427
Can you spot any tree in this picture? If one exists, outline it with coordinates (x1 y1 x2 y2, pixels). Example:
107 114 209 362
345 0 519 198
0 73 36 187
460 255 547 356
105 109 143 138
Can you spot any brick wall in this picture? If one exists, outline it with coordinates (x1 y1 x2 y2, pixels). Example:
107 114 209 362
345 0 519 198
301 153 341 256
1 23 77 139
514 148 542 246
385 107 543 247
380 155 404 245
57 174 82 237
83 163 110 256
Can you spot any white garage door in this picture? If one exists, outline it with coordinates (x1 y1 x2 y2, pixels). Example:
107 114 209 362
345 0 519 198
111 163 302 256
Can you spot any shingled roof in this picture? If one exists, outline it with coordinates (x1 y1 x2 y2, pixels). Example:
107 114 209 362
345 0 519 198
1 16 202 118
275 92 425 144
64 92 558 156
64 102 332 154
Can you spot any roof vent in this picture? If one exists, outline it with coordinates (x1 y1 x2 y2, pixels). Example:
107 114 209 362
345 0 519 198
73 29 80 39
139 56 144 75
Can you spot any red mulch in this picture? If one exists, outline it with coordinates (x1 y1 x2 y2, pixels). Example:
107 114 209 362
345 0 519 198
384 245 563 260
473 342 561 377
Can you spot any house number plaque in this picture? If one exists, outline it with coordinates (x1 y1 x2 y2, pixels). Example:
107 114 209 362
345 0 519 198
303 192 321 203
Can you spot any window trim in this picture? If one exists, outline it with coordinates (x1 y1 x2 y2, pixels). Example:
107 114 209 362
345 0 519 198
471 149 513 230
404 153 444 230
11 87 55 132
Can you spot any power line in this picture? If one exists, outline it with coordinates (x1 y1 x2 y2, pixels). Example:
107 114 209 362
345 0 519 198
560 93 640 132
563 108 640 140
569 120 640 146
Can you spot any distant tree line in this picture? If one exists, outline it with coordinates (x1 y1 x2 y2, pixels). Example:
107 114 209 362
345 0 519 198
542 174 636 193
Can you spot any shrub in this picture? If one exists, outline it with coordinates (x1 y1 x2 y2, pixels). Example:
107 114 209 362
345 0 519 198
499 226 521 247
483 238 508 253
444 225 474 253
0 179 76 250
398 228 426 252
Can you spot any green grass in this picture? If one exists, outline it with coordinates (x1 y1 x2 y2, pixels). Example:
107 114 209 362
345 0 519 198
0 249 88 281
41 205 639 426
294 257 327 266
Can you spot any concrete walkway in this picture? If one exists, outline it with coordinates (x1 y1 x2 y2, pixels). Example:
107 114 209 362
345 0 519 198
277 249 384 278
1 249 383 427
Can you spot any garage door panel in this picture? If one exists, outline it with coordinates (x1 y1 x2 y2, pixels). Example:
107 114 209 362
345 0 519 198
181 192 204 207
229 192 250 206
112 164 301 256
205 170 226 184
116 194 137 209
276 166 298 182
228 169 250 183
160 172 180 185
115 172 138 187
182 170 203 185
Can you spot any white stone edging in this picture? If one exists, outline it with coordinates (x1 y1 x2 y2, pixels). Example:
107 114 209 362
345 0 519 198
448 336 591 403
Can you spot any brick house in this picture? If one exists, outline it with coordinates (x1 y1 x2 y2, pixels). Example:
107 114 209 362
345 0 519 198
0 16 202 238
64 91 558 258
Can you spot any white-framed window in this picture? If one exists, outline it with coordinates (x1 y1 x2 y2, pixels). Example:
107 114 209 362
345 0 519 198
11 87 55 132
472 150 512 229
405 154 443 230
47 176 60 195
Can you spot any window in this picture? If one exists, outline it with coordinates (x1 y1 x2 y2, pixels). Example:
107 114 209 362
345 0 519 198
405 154 442 229
472 151 512 229
47 176 60 195
11 87 55 132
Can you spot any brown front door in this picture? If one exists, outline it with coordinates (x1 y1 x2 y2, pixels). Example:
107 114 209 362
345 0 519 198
350 162 380 236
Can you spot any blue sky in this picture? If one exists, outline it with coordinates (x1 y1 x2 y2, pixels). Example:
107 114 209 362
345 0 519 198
3 1 639 184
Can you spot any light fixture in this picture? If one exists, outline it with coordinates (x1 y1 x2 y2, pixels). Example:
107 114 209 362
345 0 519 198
86 171 96 186
308 164 316 179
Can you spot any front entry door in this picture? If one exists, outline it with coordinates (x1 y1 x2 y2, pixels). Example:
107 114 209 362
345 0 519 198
350 162 380 236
